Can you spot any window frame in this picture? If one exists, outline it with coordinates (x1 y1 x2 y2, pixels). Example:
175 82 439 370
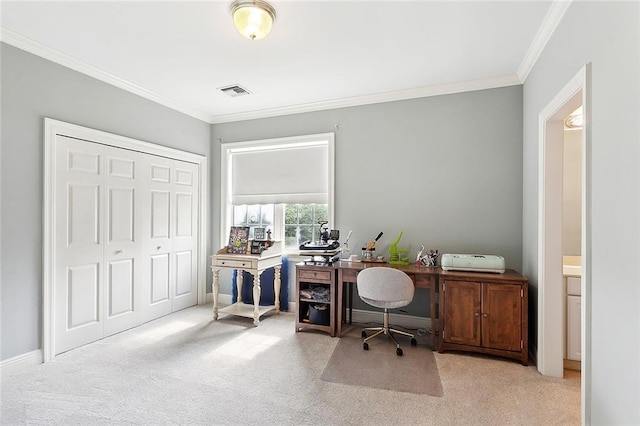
220 133 335 253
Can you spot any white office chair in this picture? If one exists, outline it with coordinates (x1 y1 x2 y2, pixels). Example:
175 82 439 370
356 267 417 356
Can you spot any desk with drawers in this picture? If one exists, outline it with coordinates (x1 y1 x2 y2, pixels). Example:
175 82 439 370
333 262 440 350
296 261 528 363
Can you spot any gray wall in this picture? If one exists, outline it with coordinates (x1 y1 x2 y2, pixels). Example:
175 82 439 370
522 1 639 423
212 86 524 316
0 43 212 360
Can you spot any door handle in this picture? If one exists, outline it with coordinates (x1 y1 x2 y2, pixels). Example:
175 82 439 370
116 249 125 255
157 246 162 250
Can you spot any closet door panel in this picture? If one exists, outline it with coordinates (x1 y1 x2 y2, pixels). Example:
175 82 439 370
140 156 173 321
150 253 170 304
171 161 199 310
151 190 170 239
103 147 143 336
107 259 134 317
55 136 105 354
108 188 134 243
68 184 100 245
175 251 193 297
176 193 193 237
67 263 100 328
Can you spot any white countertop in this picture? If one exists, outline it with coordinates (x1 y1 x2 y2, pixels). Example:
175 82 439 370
563 255 581 277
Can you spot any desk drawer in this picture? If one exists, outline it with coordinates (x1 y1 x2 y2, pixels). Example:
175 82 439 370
414 274 434 288
213 258 255 269
340 268 359 283
299 269 332 282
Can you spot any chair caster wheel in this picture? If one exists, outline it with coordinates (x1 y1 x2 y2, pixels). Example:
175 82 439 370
363 342 369 351
361 331 367 338
396 348 403 356
411 338 417 346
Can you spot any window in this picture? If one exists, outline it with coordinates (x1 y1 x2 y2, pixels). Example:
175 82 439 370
232 203 328 250
284 204 328 248
233 204 275 239
221 133 334 253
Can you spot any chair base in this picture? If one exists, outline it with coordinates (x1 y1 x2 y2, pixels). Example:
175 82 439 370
361 309 417 356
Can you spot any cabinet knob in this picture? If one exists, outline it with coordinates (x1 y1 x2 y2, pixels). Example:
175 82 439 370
483 313 489 318
474 312 480 317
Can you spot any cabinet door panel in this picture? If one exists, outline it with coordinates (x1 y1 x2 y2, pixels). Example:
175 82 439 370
444 280 481 346
482 283 521 351
566 295 581 361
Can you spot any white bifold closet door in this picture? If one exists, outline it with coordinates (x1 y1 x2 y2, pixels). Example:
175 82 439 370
141 155 199 322
54 135 198 354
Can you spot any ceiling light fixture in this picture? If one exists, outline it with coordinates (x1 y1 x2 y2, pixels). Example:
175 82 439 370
230 0 276 41
564 106 584 129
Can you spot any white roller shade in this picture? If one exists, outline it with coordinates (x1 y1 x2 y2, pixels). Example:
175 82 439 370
231 143 328 205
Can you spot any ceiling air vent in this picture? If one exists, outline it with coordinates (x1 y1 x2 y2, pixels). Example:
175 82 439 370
219 85 251 97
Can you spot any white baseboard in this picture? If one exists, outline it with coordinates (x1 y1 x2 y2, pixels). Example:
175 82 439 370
1 349 43 376
203 292 233 304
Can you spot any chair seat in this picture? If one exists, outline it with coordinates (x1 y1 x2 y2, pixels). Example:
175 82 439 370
360 296 412 310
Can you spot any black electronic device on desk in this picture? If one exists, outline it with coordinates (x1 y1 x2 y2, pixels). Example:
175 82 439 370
299 222 340 265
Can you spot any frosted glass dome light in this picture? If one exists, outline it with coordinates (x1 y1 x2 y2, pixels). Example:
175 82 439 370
231 0 276 41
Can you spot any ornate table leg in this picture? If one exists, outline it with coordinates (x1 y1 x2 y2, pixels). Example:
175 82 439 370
274 265 282 313
237 269 244 303
212 268 220 320
252 272 262 326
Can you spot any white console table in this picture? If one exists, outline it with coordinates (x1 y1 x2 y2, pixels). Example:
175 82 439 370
210 242 283 325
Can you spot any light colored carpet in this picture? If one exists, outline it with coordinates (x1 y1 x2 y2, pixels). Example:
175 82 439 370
1 304 580 425
321 333 443 396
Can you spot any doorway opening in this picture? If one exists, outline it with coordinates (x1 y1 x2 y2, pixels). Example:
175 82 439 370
537 65 591 422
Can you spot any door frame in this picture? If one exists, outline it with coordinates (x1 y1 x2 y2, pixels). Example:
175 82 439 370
537 65 591 421
43 118 208 362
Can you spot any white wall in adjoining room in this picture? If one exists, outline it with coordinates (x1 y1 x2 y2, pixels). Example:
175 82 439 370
563 128 582 256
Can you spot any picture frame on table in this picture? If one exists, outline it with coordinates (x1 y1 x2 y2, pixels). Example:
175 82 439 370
254 227 266 240
227 226 250 254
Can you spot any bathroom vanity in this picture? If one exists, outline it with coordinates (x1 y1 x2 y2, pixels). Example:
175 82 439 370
563 256 582 370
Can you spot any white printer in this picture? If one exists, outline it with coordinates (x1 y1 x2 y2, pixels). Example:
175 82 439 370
441 253 506 273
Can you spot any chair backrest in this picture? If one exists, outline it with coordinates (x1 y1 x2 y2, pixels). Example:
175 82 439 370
356 267 414 307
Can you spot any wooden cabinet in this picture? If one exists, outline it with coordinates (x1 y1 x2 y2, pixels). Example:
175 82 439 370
439 270 528 365
295 263 336 336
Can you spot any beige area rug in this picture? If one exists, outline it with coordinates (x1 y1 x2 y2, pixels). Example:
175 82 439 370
321 332 444 396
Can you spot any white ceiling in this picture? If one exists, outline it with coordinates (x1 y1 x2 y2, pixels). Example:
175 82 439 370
0 1 568 124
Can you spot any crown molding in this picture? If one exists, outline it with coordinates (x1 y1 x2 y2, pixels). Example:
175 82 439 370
210 75 522 124
517 0 573 83
0 27 214 123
